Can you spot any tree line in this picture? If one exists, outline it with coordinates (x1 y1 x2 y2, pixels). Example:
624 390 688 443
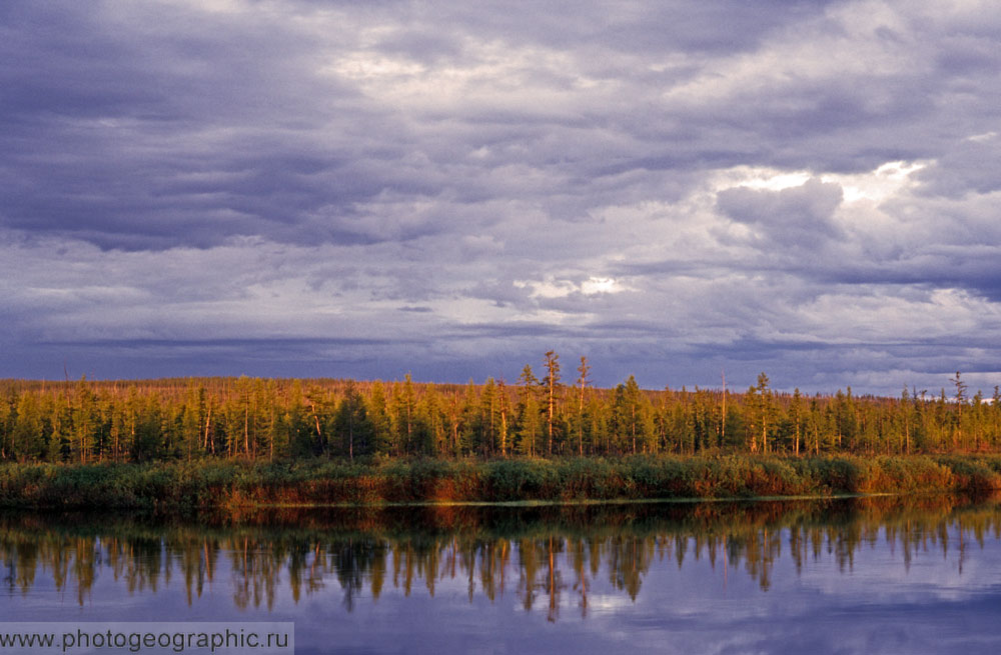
1 353 999 463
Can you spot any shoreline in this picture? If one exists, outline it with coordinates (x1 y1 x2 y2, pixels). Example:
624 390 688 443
2 454 1000 511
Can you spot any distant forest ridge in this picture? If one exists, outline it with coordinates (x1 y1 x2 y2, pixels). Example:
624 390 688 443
0 352 998 463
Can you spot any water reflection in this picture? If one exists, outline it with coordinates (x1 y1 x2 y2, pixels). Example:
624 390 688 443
2 495 1000 619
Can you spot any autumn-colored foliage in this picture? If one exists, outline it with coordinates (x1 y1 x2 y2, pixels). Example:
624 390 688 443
1 455 998 510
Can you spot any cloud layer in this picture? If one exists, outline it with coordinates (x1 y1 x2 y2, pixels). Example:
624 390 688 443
3 0 1001 394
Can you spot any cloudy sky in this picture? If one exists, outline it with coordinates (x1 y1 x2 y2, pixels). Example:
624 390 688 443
3 0 1001 395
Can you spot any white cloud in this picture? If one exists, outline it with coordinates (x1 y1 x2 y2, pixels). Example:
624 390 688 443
823 161 927 204
514 276 629 300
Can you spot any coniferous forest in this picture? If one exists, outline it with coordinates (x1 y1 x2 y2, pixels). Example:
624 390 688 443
2 353 1001 508
2 355 999 463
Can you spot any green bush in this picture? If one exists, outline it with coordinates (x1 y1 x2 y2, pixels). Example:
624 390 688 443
0 454 994 509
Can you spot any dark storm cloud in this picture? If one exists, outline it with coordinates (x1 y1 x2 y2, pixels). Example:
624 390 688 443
717 178 844 249
0 0 841 251
4 0 1001 394
806 251 1001 302
914 136 1001 197
0 1 402 249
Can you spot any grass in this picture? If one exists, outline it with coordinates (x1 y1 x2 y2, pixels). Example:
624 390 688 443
0 454 999 510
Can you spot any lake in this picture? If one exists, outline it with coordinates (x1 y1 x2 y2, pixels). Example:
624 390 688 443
2 495 1001 654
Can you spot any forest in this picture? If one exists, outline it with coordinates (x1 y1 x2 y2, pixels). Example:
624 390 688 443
0 353 997 465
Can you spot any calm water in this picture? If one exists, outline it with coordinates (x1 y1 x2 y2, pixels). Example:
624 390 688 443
3 496 1001 654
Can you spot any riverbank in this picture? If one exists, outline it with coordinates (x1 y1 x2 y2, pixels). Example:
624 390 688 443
1 455 1000 510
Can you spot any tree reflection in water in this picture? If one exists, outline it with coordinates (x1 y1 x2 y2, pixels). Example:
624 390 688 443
1 494 999 619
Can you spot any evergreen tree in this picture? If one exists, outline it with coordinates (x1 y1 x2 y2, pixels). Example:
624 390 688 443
755 373 772 454
790 389 803 456
542 352 561 456
516 366 540 457
12 392 45 461
420 385 447 457
72 377 97 463
459 380 480 456
497 380 510 456
516 393 543 457
480 378 498 456
47 400 68 463
575 357 591 456
619 376 646 454
952 371 967 450
367 381 393 457
334 382 372 461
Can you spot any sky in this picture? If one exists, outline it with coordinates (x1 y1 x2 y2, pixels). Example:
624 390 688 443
2 0 1001 396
